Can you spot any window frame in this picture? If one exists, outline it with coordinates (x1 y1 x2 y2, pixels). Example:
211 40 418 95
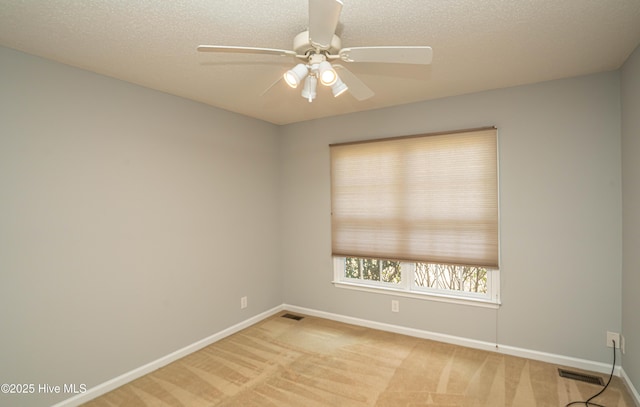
329 127 501 309
333 257 500 308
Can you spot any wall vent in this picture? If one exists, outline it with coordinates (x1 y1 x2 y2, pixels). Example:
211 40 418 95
558 368 604 386
281 313 304 321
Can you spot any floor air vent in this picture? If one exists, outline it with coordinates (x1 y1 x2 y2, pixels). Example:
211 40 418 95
558 368 604 385
281 313 304 321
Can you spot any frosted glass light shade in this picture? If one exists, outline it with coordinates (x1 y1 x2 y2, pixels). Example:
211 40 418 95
284 64 309 88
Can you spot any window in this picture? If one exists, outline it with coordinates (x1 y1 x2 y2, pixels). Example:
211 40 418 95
330 127 499 306
334 257 499 305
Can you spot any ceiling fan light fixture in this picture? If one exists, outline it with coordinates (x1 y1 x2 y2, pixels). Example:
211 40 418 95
284 63 309 88
331 76 348 97
198 0 435 105
301 75 318 102
318 61 337 86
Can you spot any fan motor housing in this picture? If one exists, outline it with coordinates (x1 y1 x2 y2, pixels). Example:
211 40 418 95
293 30 341 55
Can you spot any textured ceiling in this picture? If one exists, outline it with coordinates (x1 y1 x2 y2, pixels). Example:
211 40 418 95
1 0 640 125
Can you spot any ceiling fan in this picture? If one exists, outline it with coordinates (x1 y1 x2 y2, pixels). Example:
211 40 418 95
197 0 432 102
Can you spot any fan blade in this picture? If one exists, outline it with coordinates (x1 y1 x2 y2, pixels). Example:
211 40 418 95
339 46 433 65
334 64 374 101
197 45 297 58
260 75 284 97
308 0 343 49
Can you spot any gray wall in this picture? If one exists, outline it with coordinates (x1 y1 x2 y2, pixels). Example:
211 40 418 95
622 44 640 395
279 71 623 364
0 47 282 407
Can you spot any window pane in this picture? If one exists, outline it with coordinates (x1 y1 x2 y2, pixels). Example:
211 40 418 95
344 257 401 285
345 257 360 279
414 263 488 294
381 260 401 283
362 259 380 281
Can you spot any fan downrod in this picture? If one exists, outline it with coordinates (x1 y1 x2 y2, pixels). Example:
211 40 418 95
293 30 342 57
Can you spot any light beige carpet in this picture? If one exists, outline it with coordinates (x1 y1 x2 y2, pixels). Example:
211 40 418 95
83 312 636 407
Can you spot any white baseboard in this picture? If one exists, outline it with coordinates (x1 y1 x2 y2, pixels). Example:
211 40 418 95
51 304 285 407
283 304 640 396
53 302 640 407
621 368 640 407
283 304 618 374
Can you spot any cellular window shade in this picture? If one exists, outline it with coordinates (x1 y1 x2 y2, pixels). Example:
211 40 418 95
330 127 498 268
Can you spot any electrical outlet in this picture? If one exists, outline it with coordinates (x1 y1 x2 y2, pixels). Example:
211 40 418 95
621 334 626 354
240 296 247 309
391 300 399 313
606 331 620 348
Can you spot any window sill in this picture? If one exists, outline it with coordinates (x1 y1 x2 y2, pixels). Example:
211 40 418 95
332 280 501 309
